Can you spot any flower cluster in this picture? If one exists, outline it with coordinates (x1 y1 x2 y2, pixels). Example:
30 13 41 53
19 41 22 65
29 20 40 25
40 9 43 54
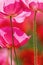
0 0 43 65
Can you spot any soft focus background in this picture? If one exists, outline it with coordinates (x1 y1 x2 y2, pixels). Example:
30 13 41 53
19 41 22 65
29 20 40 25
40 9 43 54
0 0 43 65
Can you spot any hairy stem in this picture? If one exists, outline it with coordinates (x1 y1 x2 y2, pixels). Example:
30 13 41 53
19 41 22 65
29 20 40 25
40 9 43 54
10 16 19 65
33 11 37 65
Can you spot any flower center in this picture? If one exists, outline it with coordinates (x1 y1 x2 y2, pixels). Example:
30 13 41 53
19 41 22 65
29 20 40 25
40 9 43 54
7 13 17 18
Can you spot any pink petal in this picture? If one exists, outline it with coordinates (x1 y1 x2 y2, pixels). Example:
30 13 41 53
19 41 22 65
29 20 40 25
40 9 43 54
29 2 38 11
0 0 23 15
0 27 31 48
38 3 43 12
14 11 31 23
0 48 16 65
0 0 15 12
4 2 21 15
21 0 43 12
0 0 4 12
0 12 7 19
29 2 43 11
4 0 15 6
0 49 9 65
21 0 38 8
0 35 6 47
21 0 29 8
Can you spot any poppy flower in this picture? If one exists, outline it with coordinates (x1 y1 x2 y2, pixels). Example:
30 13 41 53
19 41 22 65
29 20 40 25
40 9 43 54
21 0 43 23
20 0 43 31
19 49 40 65
0 0 31 23
21 0 43 12
0 48 16 65
0 27 31 48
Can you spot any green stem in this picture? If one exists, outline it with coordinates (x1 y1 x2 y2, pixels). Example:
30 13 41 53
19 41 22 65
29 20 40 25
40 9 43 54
33 11 37 65
10 16 19 65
